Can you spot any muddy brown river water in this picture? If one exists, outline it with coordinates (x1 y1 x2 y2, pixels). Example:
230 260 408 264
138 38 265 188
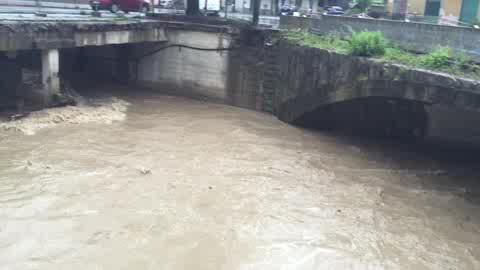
0 86 479 270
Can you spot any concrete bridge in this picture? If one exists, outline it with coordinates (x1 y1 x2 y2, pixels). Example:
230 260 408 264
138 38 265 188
0 16 247 107
2 15 480 145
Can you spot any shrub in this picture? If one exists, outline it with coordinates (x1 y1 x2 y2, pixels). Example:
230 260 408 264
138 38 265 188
357 0 372 11
282 31 349 52
345 7 363 16
454 51 471 70
347 31 387 57
420 46 451 69
470 17 480 27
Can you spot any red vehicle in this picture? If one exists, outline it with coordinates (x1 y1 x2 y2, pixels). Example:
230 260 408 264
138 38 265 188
90 0 150 13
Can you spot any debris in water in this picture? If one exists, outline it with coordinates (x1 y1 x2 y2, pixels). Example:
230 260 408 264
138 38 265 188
208 186 213 190
138 168 152 175
10 113 29 121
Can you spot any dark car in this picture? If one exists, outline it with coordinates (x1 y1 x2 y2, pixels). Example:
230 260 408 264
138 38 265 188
90 0 150 13
279 5 297 16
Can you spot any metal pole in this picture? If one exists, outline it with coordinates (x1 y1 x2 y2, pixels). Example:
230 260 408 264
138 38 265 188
36 0 41 13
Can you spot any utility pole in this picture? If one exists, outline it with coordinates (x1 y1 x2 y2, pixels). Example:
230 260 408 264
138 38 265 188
225 0 229 18
252 0 260 25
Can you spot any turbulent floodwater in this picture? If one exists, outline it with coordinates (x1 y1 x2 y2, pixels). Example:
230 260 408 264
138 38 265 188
1 85 479 270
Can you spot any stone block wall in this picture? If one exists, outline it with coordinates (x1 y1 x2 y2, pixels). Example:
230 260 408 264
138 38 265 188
269 40 480 144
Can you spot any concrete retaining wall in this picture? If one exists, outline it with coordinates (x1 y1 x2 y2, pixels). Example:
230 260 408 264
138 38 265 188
134 31 231 102
279 15 480 60
132 28 265 110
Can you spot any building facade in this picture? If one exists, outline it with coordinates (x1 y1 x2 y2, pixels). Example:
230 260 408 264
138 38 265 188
231 0 320 15
386 0 480 24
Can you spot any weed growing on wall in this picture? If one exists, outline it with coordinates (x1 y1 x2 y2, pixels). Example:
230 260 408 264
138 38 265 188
281 31 349 53
347 31 387 57
419 46 451 69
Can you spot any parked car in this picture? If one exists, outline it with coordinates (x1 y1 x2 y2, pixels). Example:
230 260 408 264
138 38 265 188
279 5 297 16
158 0 173 8
199 0 220 16
90 0 150 13
323 6 345 16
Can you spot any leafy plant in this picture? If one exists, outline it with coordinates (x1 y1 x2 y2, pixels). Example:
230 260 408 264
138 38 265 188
345 7 363 16
282 30 349 53
419 46 451 69
279 30 480 80
470 17 480 27
454 51 471 70
347 31 387 57
383 47 421 66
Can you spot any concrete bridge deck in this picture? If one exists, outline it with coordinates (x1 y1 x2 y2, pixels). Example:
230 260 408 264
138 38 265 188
0 16 240 51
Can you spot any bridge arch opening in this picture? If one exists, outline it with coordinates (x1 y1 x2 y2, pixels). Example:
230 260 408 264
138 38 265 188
292 97 429 140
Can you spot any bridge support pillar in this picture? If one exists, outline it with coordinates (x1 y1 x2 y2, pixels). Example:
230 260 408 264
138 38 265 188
116 45 131 83
41 49 60 106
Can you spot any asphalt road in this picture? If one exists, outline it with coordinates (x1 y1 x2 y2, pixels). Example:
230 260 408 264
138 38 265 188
0 0 185 21
0 1 276 26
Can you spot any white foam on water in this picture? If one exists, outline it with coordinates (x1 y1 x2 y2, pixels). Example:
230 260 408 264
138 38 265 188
0 97 129 135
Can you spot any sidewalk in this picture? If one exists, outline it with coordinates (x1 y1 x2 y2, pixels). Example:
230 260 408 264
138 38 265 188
221 12 280 28
0 0 90 10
